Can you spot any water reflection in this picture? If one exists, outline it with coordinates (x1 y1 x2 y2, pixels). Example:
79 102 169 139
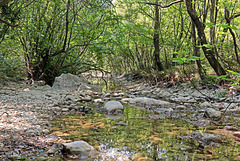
51 106 240 160
90 78 124 92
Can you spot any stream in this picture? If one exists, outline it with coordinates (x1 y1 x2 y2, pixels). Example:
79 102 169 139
49 78 240 161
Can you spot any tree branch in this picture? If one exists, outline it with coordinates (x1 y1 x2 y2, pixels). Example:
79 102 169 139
145 0 183 8
0 18 19 28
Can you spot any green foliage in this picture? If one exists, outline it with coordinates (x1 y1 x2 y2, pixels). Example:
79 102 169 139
172 51 201 64
0 0 239 84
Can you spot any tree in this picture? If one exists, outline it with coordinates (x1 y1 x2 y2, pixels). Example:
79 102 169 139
145 0 227 76
153 0 163 71
16 0 114 84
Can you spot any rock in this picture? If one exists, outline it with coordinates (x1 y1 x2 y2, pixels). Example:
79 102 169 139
62 141 97 158
223 126 239 131
201 102 212 107
129 97 170 106
93 98 104 103
52 73 86 90
52 73 102 92
103 101 124 114
32 81 45 86
47 146 59 155
78 84 102 93
82 96 92 101
141 90 151 95
189 132 222 146
233 131 240 138
204 108 221 118
175 105 187 110
62 108 69 112
36 85 52 91
137 85 147 91
120 98 132 104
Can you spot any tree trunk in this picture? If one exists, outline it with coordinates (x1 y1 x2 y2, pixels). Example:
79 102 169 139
153 0 163 71
191 21 204 79
185 0 226 76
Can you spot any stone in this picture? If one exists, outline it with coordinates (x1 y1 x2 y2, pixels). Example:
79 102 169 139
129 97 170 106
137 85 147 91
201 102 212 107
62 108 69 112
52 106 62 111
36 85 52 91
52 73 85 90
52 73 102 92
120 98 132 104
62 141 97 158
93 99 104 103
82 96 92 101
233 131 240 138
189 132 222 146
175 105 187 110
32 81 45 86
204 108 221 118
103 101 124 114
78 84 102 93
223 126 239 131
141 90 151 95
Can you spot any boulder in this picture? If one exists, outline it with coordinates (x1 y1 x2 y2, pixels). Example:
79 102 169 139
52 73 102 92
103 101 124 114
52 73 86 90
62 141 97 158
204 108 221 118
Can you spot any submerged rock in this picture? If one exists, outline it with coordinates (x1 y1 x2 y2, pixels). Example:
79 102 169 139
62 141 97 158
189 132 222 146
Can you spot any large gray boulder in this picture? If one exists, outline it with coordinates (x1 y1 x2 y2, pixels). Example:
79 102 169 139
52 73 85 90
103 101 124 114
52 73 102 92
62 141 97 158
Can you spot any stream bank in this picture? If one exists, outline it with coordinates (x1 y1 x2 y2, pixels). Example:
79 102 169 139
0 74 240 160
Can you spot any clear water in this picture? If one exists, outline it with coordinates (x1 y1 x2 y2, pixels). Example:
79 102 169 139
50 105 240 161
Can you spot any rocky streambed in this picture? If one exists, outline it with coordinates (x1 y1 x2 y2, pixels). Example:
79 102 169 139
0 73 240 160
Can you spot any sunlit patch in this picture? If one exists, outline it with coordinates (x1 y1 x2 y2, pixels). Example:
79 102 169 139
95 147 130 161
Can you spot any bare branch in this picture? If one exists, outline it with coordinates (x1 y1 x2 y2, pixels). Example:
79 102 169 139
145 0 183 8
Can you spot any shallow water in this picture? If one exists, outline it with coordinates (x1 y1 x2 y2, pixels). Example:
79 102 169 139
90 78 124 92
50 105 240 161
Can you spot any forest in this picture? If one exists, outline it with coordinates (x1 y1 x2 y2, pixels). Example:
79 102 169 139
0 0 240 160
0 0 239 84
